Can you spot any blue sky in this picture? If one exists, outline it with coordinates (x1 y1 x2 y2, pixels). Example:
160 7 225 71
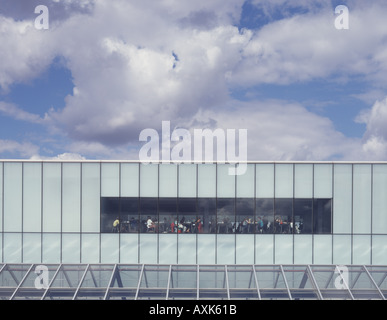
1 0 387 161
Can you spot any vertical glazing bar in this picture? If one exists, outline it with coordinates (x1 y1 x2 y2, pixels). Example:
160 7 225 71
196 264 200 299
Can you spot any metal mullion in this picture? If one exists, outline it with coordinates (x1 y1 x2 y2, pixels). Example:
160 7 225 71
307 265 323 300
196 265 200 299
41 264 62 300
224 265 230 300
165 265 172 300
72 263 90 300
363 265 385 300
134 264 145 300
252 265 261 300
104 264 118 300
280 265 292 300
10 264 35 300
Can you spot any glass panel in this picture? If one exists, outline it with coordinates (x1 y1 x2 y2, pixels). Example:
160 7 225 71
314 164 332 198
3 162 22 232
159 197 177 233
197 234 216 264
178 164 197 197
333 235 351 265
236 234 254 264
353 235 371 265
3 233 22 262
62 163 81 232
372 235 387 265
217 234 235 264
82 163 100 233
333 164 352 234
62 234 81 263
43 163 61 232
313 235 332 264
198 164 216 197
237 163 254 198
43 233 61 263
101 234 119 263
217 164 235 198
120 163 139 197
274 199 293 234
293 199 312 234
140 197 158 233
294 164 313 198
197 198 216 234
140 164 158 197
217 198 235 234
256 164 274 198
137 265 169 300
159 234 177 264
169 265 197 299
236 198 255 234
159 164 177 197
23 233 41 263
76 264 114 300
178 198 198 234
294 235 312 264
275 164 293 198
101 163 119 197
23 163 42 232
282 265 319 300
256 198 274 234
120 197 139 233
178 234 196 264
255 235 274 264
274 235 293 264
81 234 100 263
313 199 332 234
139 234 157 264
353 164 371 234
120 234 139 264
199 265 228 299
0 162 2 231
255 265 290 300
373 165 387 234
228 265 258 300
101 197 120 233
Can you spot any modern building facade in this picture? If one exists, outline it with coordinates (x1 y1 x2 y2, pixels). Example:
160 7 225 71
0 160 386 266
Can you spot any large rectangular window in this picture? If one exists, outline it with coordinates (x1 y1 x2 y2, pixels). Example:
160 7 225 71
101 197 332 234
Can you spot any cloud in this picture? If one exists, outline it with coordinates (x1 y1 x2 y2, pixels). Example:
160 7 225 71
0 102 45 123
0 139 39 157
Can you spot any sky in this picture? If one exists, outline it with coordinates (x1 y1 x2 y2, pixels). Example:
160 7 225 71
1 0 387 161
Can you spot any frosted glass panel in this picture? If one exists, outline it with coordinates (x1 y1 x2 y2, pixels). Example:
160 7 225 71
255 235 274 264
178 234 196 264
62 234 81 263
159 164 177 197
23 163 42 232
353 164 371 234
372 235 387 265
139 234 157 263
353 235 371 265
217 234 235 264
3 233 22 263
101 234 119 263
198 164 216 197
217 164 235 198
178 164 197 198
372 165 387 234
313 235 332 264
159 234 177 264
236 164 254 198
43 163 61 232
294 164 313 198
82 163 100 232
274 235 293 264
43 233 61 263
333 164 352 234
197 234 215 264
275 164 293 198
101 163 119 197
62 163 81 232
256 164 274 198
81 234 100 263
236 235 254 264
140 164 158 197
333 235 351 265
3 162 22 232
314 164 332 198
120 234 139 263
121 163 139 197
294 235 312 264
23 233 42 263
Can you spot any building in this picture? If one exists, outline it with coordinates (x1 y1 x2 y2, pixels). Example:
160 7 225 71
0 160 386 300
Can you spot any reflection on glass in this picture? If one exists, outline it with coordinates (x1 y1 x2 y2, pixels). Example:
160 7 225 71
178 198 198 234
313 199 332 234
159 198 177 233
236 198 255 234
274 199 293 234
197 198 216 234
120 197 139 233
256 199 274 234
140 197 158 233
293 199 312 234
217 198 235 234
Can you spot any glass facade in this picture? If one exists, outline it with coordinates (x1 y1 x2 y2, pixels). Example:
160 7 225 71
0 161 387 265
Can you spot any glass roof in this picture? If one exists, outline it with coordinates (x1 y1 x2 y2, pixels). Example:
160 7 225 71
0 264 386 300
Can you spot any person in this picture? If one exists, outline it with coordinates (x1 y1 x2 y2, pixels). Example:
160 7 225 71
146 216 155 232
112 217 120 233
